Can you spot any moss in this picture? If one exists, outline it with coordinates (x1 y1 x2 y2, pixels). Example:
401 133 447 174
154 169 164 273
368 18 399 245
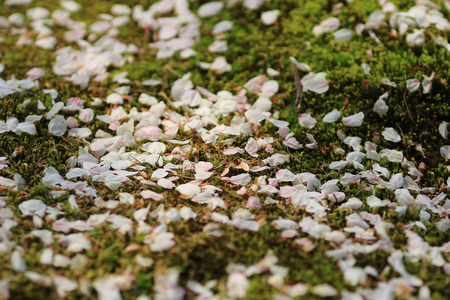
1 0 450 298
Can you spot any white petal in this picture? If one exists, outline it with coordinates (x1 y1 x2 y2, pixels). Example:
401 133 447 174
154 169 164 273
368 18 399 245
198 2 224 18
261 10 279 26
158 178 176 189
230 174 251 186
290 56 311 72
361 63 370 75
16 122 36 135
106 93 123 105
53 276 78 298
19 199 46 217
276 169 296 182
329 161 348 170
11 250 26 272
334 29 353 42
301 73 329 94
119 192 134 205
312 284 338 297
395 189 414 206
406 29 425 45
381 78 397 87
382 127 401 142
141 190 164 201
259 80 278 98
227 272 249 298
322 109 340 123
342 112 364 127
45 102 64 119
210 57 231 73
69 127 92 138
299 113 317 129
224 148 245 155
245 138 261 157
212 20 233 34
266 68 280 76
374 99 389 116
406 79 420 92
441 145 450 159
35 36 56 49
48 115 67 136
79 108 94 123
175 183 201 198
439 121 448 139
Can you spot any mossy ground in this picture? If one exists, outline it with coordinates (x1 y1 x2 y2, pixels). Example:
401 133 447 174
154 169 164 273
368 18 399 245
0 0 450 299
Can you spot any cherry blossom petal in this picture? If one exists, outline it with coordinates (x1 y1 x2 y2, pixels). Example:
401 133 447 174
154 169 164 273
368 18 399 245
342 112 364 127
301 73 329 94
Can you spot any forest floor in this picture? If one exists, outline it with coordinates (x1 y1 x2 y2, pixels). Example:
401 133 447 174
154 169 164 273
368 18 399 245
0 0 450 299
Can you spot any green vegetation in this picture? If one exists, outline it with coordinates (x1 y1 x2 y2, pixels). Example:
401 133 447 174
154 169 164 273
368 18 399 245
0 0 449 299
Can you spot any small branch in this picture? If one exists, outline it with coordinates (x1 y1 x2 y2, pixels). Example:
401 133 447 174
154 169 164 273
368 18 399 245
143 25 151 47
403 88 416 124
291 64 303 114
395 123 409 158
158 91 173 106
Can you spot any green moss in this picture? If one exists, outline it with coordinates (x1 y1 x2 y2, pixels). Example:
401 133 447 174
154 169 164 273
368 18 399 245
1 0 450 298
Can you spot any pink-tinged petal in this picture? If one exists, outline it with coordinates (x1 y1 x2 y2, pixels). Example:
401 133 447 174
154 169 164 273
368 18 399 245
245 138 260 157
276 169 296 182
440 145 450 159
261 10 279 25
301 72 329 94
298 113 317 129
175 183 201 198
226 271 249 298
26 67 46 80
406 79 420 92
422 72 435 94
210 57 231 74
246 196 262 209
53 276 78 298
381 78 397 87
79 108 94 123
283 137 302 149
230 173 251 186
224 147 245 155
342 112 364 127
141 190 164 201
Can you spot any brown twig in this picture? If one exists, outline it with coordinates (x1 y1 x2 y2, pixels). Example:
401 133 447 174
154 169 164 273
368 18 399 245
286 148 302 164
158 91 173 106
143 25 151 47
403 88 416 124
395 123 409 158
291 64 303 114
163 64 181 76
